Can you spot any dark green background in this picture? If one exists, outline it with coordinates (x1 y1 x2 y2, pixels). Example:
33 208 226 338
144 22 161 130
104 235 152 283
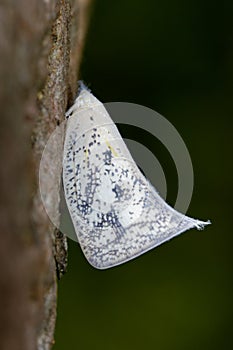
54 1 233 349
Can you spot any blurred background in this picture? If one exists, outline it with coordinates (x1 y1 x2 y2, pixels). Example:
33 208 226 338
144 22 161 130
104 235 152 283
54 1 233 349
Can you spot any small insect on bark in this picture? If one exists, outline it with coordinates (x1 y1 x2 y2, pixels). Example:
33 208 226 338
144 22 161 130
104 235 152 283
63 83 210 269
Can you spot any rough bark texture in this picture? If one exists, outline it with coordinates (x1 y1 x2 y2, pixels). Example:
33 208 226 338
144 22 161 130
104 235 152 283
0 1 92 350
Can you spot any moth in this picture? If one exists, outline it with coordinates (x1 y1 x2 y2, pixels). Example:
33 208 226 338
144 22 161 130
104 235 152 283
63 83 210 269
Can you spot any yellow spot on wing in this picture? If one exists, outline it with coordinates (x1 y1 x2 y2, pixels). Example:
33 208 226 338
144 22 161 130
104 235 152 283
84 148 88 160
105 139 118 157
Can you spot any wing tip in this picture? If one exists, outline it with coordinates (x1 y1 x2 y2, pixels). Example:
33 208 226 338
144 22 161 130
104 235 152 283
188 218 211 231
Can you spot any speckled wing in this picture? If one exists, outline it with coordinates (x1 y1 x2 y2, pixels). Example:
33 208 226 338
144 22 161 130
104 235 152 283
63 87 209 269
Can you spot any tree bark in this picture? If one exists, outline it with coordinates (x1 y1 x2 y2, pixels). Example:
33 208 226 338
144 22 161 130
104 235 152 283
0 1 92 349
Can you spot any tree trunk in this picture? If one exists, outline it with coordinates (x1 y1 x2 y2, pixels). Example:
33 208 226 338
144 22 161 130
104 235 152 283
0 1 92 349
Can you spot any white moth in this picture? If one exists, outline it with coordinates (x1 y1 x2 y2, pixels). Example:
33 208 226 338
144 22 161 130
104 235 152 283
63 84 210 269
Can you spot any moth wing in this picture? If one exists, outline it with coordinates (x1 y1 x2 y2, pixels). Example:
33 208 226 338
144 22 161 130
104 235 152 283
63 89 209 269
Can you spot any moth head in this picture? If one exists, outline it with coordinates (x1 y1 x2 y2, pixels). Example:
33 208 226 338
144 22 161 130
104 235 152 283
74 83 101 110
